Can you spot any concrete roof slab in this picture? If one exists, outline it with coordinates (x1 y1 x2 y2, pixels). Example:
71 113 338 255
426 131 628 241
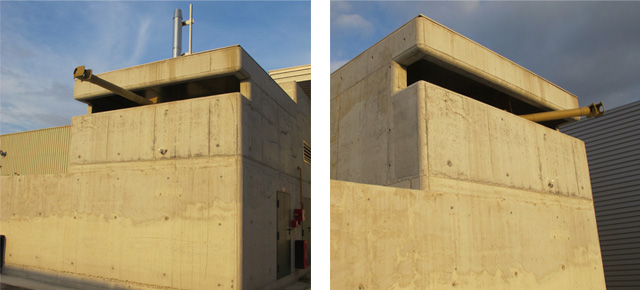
73 45 250 103
333 15 580 112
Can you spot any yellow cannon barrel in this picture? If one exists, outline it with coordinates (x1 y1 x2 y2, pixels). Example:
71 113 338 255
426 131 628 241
73 66 152 105
519 102 604 123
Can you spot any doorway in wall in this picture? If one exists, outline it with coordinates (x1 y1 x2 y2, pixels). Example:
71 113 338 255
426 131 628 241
277 191 291 279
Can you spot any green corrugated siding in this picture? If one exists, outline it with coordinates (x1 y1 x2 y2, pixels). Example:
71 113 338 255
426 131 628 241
0 126 70 175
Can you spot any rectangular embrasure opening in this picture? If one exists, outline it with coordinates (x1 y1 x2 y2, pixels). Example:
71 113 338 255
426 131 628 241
89 75 241 113
407 59 564 128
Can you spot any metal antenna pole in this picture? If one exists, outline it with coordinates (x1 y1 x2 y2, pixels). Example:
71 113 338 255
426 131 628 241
188 4 193 55
182 4 194 55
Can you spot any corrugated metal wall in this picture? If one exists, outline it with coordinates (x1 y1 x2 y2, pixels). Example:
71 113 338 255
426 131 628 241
0 125 70 176
562 100 640 290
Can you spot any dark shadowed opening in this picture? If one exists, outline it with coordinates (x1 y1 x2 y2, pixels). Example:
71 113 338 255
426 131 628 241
407 59 564 128
89 75 241 113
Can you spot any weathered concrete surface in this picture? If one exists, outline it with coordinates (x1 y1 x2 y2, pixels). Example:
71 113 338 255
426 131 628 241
417 82 592 198
1 157 241 290
331 16 584 184
334 81 592 196
2 58 311 289
331 14 604 290
241 65 311 290
69 93 241 165
331 180 606 290
1 94 244 289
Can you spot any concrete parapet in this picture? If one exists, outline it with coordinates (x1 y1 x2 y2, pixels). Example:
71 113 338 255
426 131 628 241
69 93 241 166
414 82 592 198
333 81 592 199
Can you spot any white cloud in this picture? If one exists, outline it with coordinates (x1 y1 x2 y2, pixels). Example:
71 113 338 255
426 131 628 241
129 17 153 64
457 0 480 15
0 2 173 134
330 60 349 73
332 1 352 13
1 1 310 134
333 14 375 37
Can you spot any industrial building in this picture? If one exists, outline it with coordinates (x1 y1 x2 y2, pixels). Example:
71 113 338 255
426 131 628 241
331 15 606 289
562 100 640 290
0 45 311 290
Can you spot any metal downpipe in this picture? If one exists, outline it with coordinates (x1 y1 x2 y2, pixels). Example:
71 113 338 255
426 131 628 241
173 9 183 58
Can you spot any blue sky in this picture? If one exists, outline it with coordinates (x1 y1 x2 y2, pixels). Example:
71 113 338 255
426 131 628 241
0 1 310 134
4 1 640 134
331 1 640 110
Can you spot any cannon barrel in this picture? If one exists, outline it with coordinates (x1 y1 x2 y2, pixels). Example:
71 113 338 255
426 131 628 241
519 102 604 123
73 66 152 105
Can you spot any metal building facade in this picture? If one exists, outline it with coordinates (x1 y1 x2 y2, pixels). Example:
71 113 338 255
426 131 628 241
562 100 640 289
0 125 70 176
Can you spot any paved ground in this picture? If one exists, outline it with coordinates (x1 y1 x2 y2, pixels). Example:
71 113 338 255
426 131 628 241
281 281 311 290
1 284 32 290
281 273 311 290
0 274 74 290
0 273 310 290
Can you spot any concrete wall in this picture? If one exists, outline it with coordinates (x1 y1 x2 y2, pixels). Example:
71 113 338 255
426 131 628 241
2 65 310 289
1 93 243 289
414 82 592 199
331 69 604 290
241 62 311 289
331 180 606 290
333 51 590 193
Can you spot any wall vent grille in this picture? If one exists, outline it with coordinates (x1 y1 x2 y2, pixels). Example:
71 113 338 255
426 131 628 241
303 141 311 164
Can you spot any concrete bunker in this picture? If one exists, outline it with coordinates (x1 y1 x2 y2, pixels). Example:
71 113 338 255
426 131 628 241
1 45 311 290
331 14 606 289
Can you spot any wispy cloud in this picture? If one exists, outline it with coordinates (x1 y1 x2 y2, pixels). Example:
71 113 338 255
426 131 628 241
129 17 153 64
1 1 310 134
1 7 85 134
331 60 349 73
333 14 375 38
0 2 171 134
